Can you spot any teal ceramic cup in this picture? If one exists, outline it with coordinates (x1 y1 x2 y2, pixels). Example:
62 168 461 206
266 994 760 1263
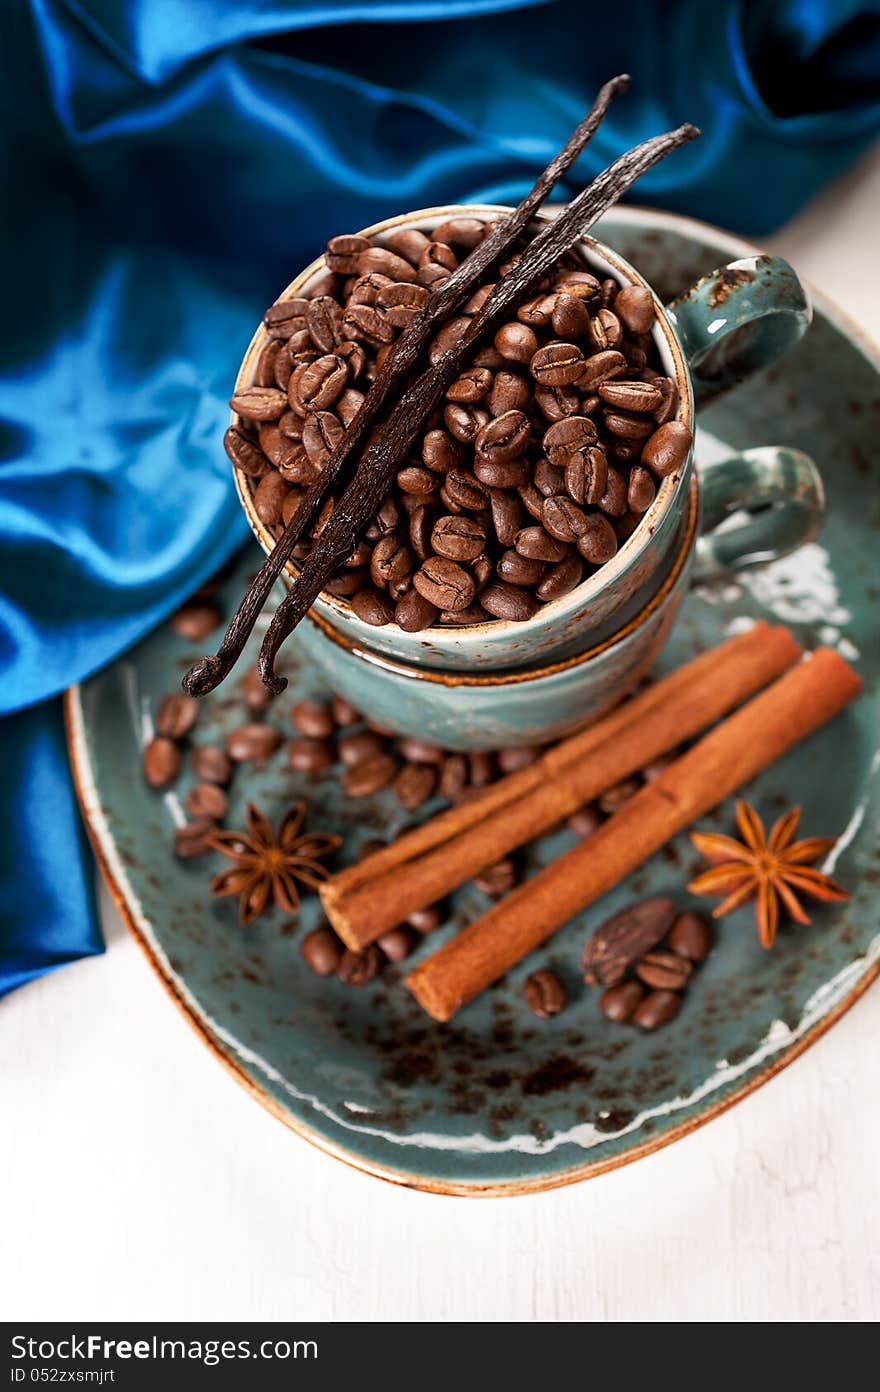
235 205 823 745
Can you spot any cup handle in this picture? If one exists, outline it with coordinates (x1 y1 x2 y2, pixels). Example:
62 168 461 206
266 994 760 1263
693 446 825 580
666 256 812 406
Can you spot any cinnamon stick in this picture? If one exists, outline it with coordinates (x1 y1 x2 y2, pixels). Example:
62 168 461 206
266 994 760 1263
182 75 631 698
322 624 802 949
406 648 862 1021
257 121 700 691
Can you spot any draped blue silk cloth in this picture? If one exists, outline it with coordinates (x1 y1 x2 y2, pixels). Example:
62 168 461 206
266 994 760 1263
1 0 879 996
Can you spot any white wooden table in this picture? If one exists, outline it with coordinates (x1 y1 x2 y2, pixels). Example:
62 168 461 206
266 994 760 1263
3 148 879 1324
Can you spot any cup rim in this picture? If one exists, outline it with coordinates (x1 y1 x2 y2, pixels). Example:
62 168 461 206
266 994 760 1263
234 202 695 651
305 472 699 687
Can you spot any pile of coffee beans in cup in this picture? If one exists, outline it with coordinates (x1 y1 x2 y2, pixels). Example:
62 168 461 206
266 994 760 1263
225 217 692 632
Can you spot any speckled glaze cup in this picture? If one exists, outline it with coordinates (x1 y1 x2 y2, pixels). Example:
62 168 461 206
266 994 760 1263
235 204 820 676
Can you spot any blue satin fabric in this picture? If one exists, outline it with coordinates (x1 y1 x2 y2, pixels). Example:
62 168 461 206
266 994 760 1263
1 0 879 996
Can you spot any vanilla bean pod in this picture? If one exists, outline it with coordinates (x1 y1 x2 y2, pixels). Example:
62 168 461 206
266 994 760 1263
257 122 699 692
182 74 631 698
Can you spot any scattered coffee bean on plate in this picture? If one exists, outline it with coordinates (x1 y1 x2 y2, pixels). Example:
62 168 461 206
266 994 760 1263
191 745 233 785
226 723 282 764
171 600 222 641
523 969 567 1019
633 988 682 1031
338 945 383 987
291 699 335 739
143 736 181 788
156 693 199 740
174 819 217 859
599 980 646 1022
301 925 344 976
184 782 229 821
227 221 693 632
668 910 712 961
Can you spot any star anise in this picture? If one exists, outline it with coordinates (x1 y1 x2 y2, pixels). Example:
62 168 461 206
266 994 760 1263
207 801 341 926
688 799 848 949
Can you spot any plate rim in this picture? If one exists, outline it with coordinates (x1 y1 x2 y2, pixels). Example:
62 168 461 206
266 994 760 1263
64 205 880 1198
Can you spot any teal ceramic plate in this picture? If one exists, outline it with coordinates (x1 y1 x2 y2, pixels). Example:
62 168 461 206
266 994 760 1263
66 209 880 1196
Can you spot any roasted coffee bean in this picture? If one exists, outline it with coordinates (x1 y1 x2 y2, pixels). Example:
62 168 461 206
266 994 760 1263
338 733 385 773
384 226 431 265
394 762 437 810
536 554 584 601
555 270 601 300
171 601 222 641
294 354 348 412
497 549 545 586
325 234 370 274
263 297 308 338
497 744 542 773
583 896 676 986
474 410 530 466
440 469 487 512
494 322 538 364
587 307 622 351
185 782 229 820
598 776 641 814
226 724 282 764
444 402 485 445
143 736 181 788
523 969 567 1019
599 379 663 413
156 692 199 740
439 753 468 800
376 281 430 329
615 284 655 334
518 482 546 521
422 428 461 473
578 349 627 391
627 465 657 513
474 857 517 897
421 239 458 272
418 261 451 289
291 700 334 739
191 744 233 785
395 588 439 631
301 925 344 976
473 453 531 489
518 292 558 327
533 457 565 498
407 904 444 934
279 409 304 438
488 370 531 417
330 694 360 727
344 301 395 346
642 420 693 477
565 445 608 507
480 580 539 621
357 245 417 284
636 949 693 992
370 534 414 595
653 375 679 425
431 514 486 562
407 503 435 560
534 383 580 420
530 341 585 387
633 989 681 1031
224 426 271 478
306 295 343 352
441 601 490 626
430 316 473 365
376 926 416 963
302 411 343 467
398 737 445 765
342 753 398 797
351 588 395 626
325 566 366 596
668 910 712 962
338 944 383 986
464 282 496 314
597 465 628 518
413 556 476 612
288 738 335 772
242 665 274 714
543 415 597 465
487 488 525 547
599 980 646 1023
604 409 656 441
174 819 217 859
542 495 588 543
433 216 485 250
514 525 570 562
551 293 591 339
230 385 288 421
447 366 493 403
567 804 602 837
